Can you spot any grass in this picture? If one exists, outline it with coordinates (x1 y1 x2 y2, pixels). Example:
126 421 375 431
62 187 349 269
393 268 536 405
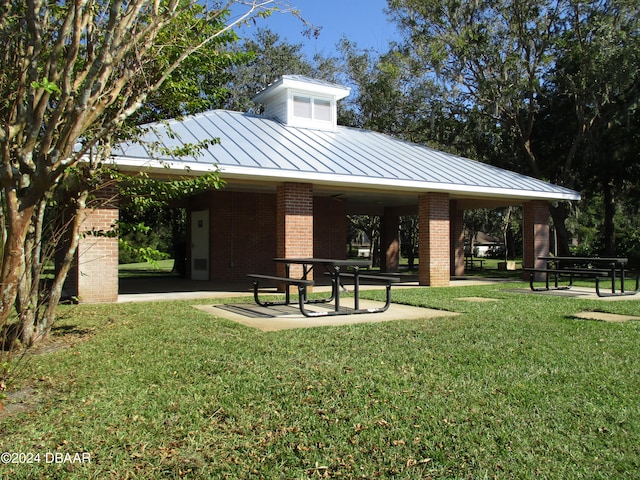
1 282 639 478
118 259 177 278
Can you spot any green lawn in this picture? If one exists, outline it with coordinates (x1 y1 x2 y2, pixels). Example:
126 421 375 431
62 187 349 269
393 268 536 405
118 259 176 278
1 283 639 479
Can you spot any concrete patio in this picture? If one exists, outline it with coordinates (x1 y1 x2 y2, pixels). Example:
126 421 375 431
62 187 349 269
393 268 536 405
193 298 460 332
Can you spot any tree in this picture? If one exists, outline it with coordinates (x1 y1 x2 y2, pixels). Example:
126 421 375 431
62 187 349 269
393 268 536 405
387 0 640 255
337 39 466 150
222 28 340 113
549 1 640 255
399 215 418 269
348 215 380 265
0 0 283 347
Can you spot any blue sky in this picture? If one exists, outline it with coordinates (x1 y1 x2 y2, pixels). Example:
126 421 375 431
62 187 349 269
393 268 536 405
233 0 399 57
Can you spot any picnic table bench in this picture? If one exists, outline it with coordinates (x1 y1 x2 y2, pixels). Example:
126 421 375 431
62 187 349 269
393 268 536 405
247 274 314 308
249 258 399 317
524 256 639 297
464 257 484 270
328 272 400 312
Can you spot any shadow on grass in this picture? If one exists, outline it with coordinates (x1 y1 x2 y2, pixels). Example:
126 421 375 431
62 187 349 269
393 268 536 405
51 324 95 338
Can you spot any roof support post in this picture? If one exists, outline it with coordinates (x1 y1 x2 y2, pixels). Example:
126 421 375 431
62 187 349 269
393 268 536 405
522 200 550 281
65 183 120 303
418 193 451 286
277 182 313 289
450 201 465 277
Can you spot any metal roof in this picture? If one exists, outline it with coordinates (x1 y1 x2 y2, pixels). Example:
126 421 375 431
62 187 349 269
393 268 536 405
111 109 580 202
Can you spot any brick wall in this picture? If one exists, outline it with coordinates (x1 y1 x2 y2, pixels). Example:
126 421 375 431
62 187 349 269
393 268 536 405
523 200 550 280
75 183 119 303
188 191 276 281
313 196 347 260
418 192 451 286
192 187 346 284
201 191 278 281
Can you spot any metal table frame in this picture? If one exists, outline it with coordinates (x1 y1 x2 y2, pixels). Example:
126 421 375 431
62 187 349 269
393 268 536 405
272 258 395 316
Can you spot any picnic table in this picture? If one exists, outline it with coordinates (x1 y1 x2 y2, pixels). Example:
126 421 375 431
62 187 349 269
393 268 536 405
524 256 639 297
248 257 399 317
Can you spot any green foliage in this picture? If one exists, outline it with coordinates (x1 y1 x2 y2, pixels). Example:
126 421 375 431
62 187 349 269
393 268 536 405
115 167 219 264
118 241 169 265
128 6 249 124
221 28 342 113
117 207 186 265
337 40 456 149
117 220 170 265
465 207 523 259
568 190 640 264
30 79 61 95
348 215 380 259
117 170 225 209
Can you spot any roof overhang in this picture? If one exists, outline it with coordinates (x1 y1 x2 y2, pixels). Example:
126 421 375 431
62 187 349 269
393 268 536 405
252 75 351 104
113 156 581 205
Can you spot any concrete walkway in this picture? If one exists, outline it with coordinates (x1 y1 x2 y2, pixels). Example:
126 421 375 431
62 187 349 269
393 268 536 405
509 285 640 301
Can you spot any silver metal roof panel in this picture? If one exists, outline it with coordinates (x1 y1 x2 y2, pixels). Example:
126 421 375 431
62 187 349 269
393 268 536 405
112 110 580 201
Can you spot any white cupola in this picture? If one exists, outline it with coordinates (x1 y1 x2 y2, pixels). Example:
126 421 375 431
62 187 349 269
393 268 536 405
252 75 350 132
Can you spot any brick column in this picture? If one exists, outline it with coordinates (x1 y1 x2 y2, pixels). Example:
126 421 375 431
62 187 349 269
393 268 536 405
523 200 550 280
277 183 313 283
418 193 450 286
381 208 400 273
74 184 119 303
450 201 465 276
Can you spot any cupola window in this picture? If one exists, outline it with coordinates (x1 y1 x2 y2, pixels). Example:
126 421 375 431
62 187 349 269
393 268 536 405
293 95 332 123
293 96 312 118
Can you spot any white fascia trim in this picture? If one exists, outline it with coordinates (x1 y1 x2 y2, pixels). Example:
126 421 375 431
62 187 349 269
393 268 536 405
112 157 581 201
218 165 581 201
111 156 217 175
284 78 350 99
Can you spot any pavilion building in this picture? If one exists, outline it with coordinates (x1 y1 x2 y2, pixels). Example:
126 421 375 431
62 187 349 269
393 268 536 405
67 75 580 302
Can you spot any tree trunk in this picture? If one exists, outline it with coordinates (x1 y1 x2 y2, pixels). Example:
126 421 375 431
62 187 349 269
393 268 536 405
602 181 616 256
502 206 512 261
0 195 34 329
371 235 380 268
407 243 416 270
13 198 48 346
548 202 572 256
40 191 89 338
